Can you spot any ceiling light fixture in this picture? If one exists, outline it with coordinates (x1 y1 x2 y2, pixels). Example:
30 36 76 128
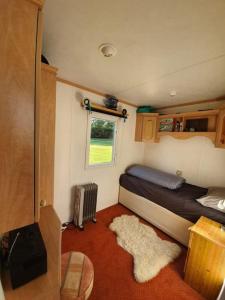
99 43 117 58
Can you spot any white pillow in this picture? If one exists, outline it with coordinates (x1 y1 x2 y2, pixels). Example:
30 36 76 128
196 187 225 213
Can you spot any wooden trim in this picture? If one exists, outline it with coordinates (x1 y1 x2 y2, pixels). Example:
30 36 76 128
39 66 57 206
157 131 217 143
35 10 43 223
158 96 225 110
136 113 159 117
56 76 138 108
27 0 44 9
158 109 219 119
41 63 58 74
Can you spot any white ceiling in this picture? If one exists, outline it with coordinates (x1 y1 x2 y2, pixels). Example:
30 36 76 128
43 0 225 107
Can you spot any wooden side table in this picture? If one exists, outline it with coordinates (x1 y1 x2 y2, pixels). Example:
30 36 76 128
184 216 225 300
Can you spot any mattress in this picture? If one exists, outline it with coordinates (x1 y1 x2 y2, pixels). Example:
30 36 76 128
120 174 225 224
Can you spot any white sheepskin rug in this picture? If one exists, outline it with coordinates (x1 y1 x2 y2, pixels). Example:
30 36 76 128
109 215 181 283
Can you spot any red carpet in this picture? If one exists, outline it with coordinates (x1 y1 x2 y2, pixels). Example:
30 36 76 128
62 204 205 300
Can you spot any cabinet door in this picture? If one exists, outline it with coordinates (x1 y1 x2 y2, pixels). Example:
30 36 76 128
0 0 38 233
185 232 225 300
142 117 156 141
135 114 144 141
216 109 225 148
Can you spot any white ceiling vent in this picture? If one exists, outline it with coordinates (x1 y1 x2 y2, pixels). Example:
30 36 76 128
99 43 117 58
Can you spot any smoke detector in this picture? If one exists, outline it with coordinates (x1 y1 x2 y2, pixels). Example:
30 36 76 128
99 43 117 58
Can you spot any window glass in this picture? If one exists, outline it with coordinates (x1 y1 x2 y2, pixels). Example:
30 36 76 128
88 116 116 166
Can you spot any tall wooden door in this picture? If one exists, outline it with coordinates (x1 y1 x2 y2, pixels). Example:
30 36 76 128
0 0 40 233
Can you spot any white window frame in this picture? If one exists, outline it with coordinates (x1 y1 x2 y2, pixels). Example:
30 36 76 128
85 112 118 168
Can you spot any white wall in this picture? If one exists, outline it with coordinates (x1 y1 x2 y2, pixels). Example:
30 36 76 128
144 136 225 188
54 83 225 222
54 82 145 222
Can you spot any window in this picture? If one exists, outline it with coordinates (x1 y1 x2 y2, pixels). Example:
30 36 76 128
86 113 117 167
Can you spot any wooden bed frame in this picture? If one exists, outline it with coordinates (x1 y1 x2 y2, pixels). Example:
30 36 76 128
118 186 193 246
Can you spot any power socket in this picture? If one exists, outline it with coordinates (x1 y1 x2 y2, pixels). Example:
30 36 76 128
176 170 182 177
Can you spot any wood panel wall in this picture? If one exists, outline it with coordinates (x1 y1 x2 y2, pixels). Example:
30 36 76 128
0 0 39 233
39 64 57 207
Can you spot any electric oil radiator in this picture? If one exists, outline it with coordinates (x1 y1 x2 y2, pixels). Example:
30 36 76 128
74 183 98 229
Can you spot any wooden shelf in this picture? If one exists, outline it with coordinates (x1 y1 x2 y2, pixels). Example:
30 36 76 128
81 100 128 120
135 108 225 148
158 109 219 119
157 131 217 142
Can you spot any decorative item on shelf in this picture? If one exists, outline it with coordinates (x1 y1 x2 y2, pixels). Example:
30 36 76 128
174 121 180 132
136 106 155 113
159 118 174 132
81 98 128 121
103 95 118 110
179 121 184 132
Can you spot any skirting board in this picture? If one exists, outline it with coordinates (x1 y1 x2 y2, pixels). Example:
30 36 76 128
119 186 193 246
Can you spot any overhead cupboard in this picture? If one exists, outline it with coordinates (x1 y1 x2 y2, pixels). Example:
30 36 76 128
135 113 159 142
135 108 225 148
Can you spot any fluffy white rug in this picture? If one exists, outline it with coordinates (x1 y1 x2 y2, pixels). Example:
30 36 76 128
109 215 181 283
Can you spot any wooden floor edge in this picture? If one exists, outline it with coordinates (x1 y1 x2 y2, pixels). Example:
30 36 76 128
56 77 138 108
158 97 225 110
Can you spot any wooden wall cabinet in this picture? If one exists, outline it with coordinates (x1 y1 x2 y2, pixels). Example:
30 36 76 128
135 110 225 146
39 64 58 207
135 113 158 142
156 110 219 143
0 0 42 233
184 217 225 300
216 109 225 148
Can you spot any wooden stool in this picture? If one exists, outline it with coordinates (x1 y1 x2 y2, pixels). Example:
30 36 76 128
61 252 94 300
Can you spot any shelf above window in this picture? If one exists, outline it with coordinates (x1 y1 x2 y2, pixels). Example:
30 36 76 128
81 100 128 120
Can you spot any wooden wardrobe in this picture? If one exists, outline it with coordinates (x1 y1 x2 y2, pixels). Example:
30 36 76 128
0 0 61 299
0 0 42 233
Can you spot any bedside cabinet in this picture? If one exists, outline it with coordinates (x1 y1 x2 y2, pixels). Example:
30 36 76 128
184 216 225 300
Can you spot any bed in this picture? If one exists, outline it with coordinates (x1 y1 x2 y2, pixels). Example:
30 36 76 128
119 174 225 246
